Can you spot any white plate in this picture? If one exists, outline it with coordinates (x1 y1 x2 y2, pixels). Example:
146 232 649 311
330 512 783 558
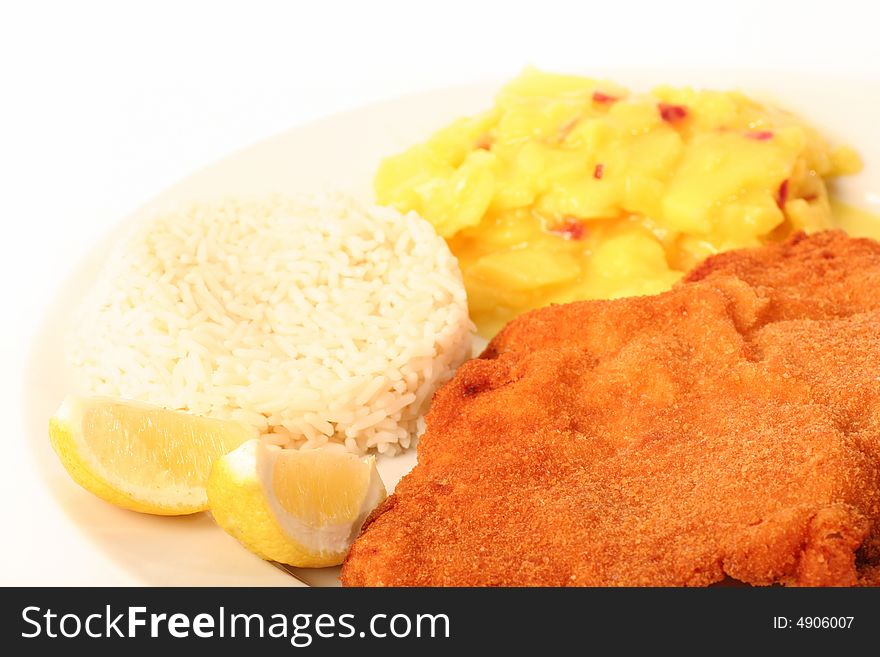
26 71 880 586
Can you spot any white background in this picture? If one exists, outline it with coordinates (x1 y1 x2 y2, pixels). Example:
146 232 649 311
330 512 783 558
1 0 878 584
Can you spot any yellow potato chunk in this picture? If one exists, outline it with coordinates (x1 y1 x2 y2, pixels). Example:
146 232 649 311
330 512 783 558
375 68 863 336
469 248 581 292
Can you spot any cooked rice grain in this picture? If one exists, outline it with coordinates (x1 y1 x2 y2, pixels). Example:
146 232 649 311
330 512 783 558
68 193 473 454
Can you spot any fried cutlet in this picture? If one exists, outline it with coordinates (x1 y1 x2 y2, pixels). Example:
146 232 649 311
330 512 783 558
341 231 880 586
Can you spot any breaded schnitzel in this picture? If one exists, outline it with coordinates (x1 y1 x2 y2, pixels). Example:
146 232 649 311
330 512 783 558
341 232 880 586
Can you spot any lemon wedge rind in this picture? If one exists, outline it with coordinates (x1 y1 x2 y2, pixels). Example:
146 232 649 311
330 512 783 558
48 396 258 515
207 439 386 568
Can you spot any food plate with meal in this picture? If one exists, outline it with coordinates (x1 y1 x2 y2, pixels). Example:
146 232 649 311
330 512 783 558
27 68 880 586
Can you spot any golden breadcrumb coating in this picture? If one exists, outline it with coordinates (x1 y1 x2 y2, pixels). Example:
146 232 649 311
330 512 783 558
342 232 880 586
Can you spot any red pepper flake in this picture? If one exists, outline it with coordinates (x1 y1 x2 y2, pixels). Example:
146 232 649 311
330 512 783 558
777 179 789 208
550 218 586 240
474 133 493 150
592 91 618 104
593 163 604 179
745 130 774 141
658 103 688 124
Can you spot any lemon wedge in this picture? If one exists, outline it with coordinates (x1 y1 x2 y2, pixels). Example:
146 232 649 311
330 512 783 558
49 396 258 515
207 440 386 568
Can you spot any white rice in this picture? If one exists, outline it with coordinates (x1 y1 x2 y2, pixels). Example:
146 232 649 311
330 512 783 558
67 193 473 454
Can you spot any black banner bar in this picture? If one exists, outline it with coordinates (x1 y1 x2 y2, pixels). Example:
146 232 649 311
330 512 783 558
3 587 876 653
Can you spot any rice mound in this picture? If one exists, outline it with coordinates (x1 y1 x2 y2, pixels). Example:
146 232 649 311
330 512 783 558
67 193 473 454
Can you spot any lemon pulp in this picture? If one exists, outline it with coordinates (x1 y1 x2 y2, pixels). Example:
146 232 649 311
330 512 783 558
208 440 386 567
49 396 258 515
